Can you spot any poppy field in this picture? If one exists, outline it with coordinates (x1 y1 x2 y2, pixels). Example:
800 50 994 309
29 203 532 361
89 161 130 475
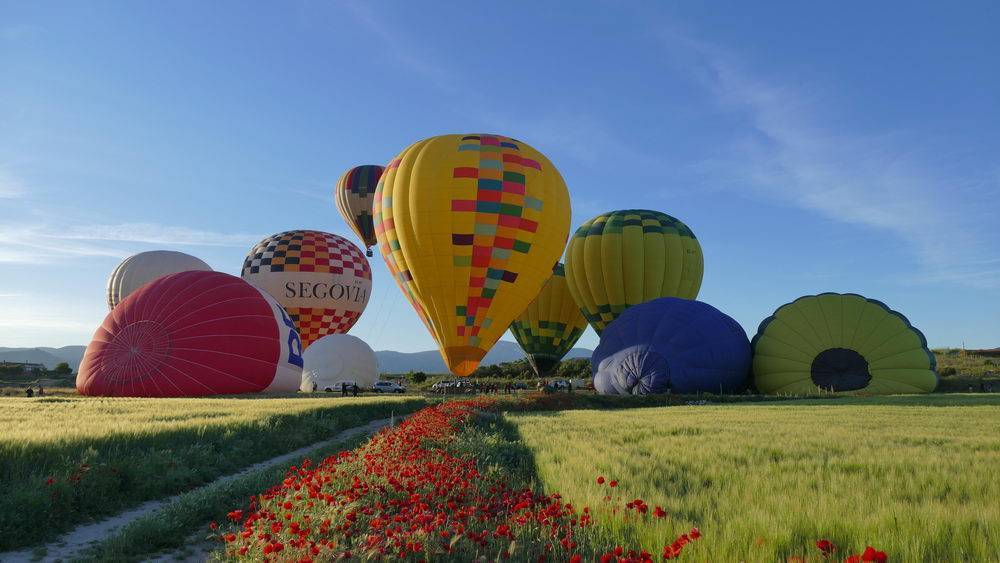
4 393 997 561
0 395 424 550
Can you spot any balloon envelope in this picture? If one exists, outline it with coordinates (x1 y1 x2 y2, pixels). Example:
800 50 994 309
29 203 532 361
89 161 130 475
106 250 211 310
241 230 372 350
374 134 571 376
78 270 303 397
510 263 588 376
335 165 384 256
592 298 750 395
300 334 378 392
752 293 938 394
565 210 703 334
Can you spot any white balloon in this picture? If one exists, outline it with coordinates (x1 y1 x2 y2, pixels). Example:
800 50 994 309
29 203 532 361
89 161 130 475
107 251 212 310
301 334 378 392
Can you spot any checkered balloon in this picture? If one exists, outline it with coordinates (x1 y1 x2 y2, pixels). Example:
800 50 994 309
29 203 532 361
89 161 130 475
241 230 372 349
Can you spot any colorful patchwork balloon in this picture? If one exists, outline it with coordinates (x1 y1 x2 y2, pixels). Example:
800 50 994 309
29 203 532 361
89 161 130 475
510 263 588 376
374 134 571 376
565 209 703 334
241 230 371 350
78 270 303 397
752 293 938 394
335 164 384 257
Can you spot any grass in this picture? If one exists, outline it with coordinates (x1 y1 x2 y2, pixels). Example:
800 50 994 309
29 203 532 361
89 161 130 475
0 394 425 551
505 394 1000 561
73 428 376 562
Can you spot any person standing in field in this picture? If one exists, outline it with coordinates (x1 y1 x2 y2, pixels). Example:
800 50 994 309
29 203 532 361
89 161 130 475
352 383 359 397
341 382 348 397
24 387 33 398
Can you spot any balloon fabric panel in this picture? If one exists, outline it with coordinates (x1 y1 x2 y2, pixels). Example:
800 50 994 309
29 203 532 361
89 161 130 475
591 298 751 395
752 293 937 394
241 230 372 349
510 263 588 376
336 165 384 253
565 210 703 334
78 271 302 397
375 134 570 376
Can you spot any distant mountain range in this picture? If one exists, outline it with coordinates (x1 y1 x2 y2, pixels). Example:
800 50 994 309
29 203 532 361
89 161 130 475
377 340 592 374
0 346 88 371
0 341 592 374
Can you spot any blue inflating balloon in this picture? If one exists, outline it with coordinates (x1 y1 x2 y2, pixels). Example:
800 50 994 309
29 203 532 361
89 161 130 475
592 298 751 395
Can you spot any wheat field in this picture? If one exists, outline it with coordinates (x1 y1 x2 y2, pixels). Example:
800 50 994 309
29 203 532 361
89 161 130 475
0 394 424 550
508 395 1000 561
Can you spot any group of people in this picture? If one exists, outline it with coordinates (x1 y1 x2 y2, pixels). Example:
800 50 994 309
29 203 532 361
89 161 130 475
23 386 45 397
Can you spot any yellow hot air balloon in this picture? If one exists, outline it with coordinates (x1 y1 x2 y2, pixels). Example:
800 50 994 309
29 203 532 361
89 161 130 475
564 210 703 334
374 134 570 376
510 263 589 376
335 165 384 257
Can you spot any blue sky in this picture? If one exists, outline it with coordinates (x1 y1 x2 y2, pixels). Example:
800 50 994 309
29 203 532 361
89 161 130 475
1 1 998 351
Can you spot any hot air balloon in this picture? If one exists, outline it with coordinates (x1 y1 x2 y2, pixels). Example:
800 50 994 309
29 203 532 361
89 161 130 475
241 230 371 350
374 134 571 376
335 165 384 257
300 334 378 392
592 298 751 395
565 210 703 334
752 293 938 394
106 250 211 310
510 263 588 376
78 271 303 397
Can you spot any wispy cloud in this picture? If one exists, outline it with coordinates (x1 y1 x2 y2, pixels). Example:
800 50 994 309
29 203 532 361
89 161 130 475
0 223 261 264
56 223 262 246
339 2 455 89
0 166 27 199
659 29 1000 288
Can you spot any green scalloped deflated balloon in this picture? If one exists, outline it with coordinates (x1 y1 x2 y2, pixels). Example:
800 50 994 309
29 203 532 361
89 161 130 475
752 293 938 394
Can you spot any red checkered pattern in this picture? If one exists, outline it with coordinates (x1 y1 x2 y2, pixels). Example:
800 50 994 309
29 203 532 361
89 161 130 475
326 237 371 279
288 308 362 349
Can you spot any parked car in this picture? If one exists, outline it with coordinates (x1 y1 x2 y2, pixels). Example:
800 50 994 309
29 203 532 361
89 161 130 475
327 381 360 394
372 381 406 394
430 380 466 394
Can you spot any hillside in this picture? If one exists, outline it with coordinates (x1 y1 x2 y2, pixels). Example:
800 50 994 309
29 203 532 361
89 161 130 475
0 346 87 370
376 340 592 373
0 342 591 375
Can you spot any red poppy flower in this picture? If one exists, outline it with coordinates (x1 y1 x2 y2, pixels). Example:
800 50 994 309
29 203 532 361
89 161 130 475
815 539 835 555
860 546 887 562
609 480 618 488
597 476 606 485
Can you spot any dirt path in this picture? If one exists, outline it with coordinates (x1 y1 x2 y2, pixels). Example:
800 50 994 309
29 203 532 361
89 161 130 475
0 416 399 563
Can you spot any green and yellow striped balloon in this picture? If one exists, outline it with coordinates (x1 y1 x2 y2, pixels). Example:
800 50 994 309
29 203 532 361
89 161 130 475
510 263 588 376
564 210 703 334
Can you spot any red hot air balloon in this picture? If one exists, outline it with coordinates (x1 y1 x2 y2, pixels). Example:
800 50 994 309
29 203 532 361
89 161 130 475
77 271 304 397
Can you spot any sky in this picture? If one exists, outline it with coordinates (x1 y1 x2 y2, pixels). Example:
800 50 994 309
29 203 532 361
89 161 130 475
1 1 998 351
